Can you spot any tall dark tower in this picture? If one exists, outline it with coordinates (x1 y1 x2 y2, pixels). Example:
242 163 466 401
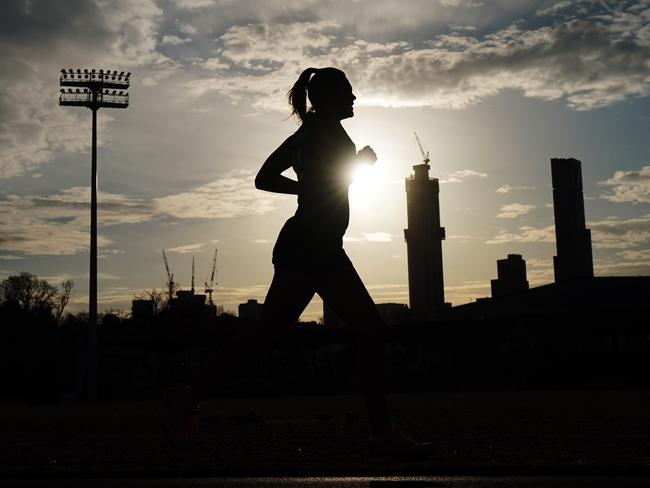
551 158 594 282
404 163 446 320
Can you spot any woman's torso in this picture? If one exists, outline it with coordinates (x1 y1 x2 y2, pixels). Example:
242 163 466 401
273 115 356 266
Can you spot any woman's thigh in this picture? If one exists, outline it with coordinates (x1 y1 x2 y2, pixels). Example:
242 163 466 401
258 266 317 333
315 263 386 336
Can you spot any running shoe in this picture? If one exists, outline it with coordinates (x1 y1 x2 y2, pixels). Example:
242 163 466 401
369 426 433 459
161 385 201 449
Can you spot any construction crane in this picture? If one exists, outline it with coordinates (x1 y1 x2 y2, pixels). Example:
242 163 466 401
204 248 218 306
162 249 176 307
414 132 430 165
191 256 195 295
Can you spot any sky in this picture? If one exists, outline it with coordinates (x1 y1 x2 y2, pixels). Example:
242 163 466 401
1 0 649 320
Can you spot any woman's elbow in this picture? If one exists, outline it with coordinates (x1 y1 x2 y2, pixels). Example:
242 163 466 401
254 172 267 190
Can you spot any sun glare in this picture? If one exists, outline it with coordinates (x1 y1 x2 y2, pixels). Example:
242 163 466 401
349 162 385 204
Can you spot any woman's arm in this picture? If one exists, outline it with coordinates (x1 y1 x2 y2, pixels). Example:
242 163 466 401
255 136 299 195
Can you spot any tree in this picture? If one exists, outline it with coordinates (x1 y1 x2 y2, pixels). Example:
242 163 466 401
134 288 165 316
0 272 74 320
54 280 74 321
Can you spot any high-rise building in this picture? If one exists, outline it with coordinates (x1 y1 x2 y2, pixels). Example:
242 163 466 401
404 163 447 320
551 158 594 282
491 254 529 297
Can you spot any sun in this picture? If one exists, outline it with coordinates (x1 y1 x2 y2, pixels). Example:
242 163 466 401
349 162 385 205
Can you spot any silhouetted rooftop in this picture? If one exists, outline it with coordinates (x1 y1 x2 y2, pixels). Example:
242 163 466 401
441 276 650 320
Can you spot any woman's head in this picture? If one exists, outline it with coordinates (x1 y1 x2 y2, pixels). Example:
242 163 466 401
288 67 356 122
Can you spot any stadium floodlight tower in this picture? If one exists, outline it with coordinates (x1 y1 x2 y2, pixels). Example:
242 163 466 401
59 68 130 401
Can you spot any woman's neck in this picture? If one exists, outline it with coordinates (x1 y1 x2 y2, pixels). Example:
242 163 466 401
313 111 342 125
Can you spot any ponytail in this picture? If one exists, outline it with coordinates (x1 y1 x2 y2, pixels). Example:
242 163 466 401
288 67 318 123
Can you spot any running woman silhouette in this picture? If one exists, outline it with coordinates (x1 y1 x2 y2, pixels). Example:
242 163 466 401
164 67 430 457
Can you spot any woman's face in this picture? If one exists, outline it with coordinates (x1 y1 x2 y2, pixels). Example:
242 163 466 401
314 76 356 120
333 78 356 120
336 78 356 120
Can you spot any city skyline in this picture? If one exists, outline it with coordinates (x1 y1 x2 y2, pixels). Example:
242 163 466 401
1 0 650 320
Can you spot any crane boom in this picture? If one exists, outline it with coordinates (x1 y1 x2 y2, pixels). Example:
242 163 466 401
191 256 195 295
414 132 430 165
162 249 175 307
209 248 218 287
162 249 171 281
205 248 218 307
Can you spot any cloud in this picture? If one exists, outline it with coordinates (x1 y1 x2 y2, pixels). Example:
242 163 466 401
440 169 487 183
523 257 555 285
171 0 215 10
449 24 478 32
536 0 573 17
599 165 650 203
590 215 650 249
179 23 198 35
344 232 392 242
0 170 280 256
0 0 177 179
445 280 491 304
0 187 151 255
496 184 534 194
616 248 650 261
187 3 650 112
161 35 191 46
3 1 650 181
497 203 536 219
0 254 26 261
487 214 650 250
487 225 555 244
166 243 205 253
154 169 281 219
98 249 125 259
252 239 272 244
439 0 483 7
199 58 230 70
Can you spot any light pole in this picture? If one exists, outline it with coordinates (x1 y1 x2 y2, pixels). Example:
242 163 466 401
59 68 130 401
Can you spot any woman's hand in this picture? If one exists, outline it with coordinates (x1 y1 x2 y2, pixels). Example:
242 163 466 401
357 145 377 165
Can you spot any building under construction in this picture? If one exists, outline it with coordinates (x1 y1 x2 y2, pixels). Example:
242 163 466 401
404 160 448 321
132 249 218 320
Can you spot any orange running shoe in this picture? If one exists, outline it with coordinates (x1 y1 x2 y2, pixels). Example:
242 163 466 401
369 426 433 459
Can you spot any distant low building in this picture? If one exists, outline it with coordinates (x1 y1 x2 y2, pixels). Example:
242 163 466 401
442 277 650 320
170 290 207 312
376 303 411 324
491 254 529 298
239 299 263 322
324 302 411 327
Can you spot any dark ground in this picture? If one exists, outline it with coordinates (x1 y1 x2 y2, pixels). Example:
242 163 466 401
1 390 649 478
